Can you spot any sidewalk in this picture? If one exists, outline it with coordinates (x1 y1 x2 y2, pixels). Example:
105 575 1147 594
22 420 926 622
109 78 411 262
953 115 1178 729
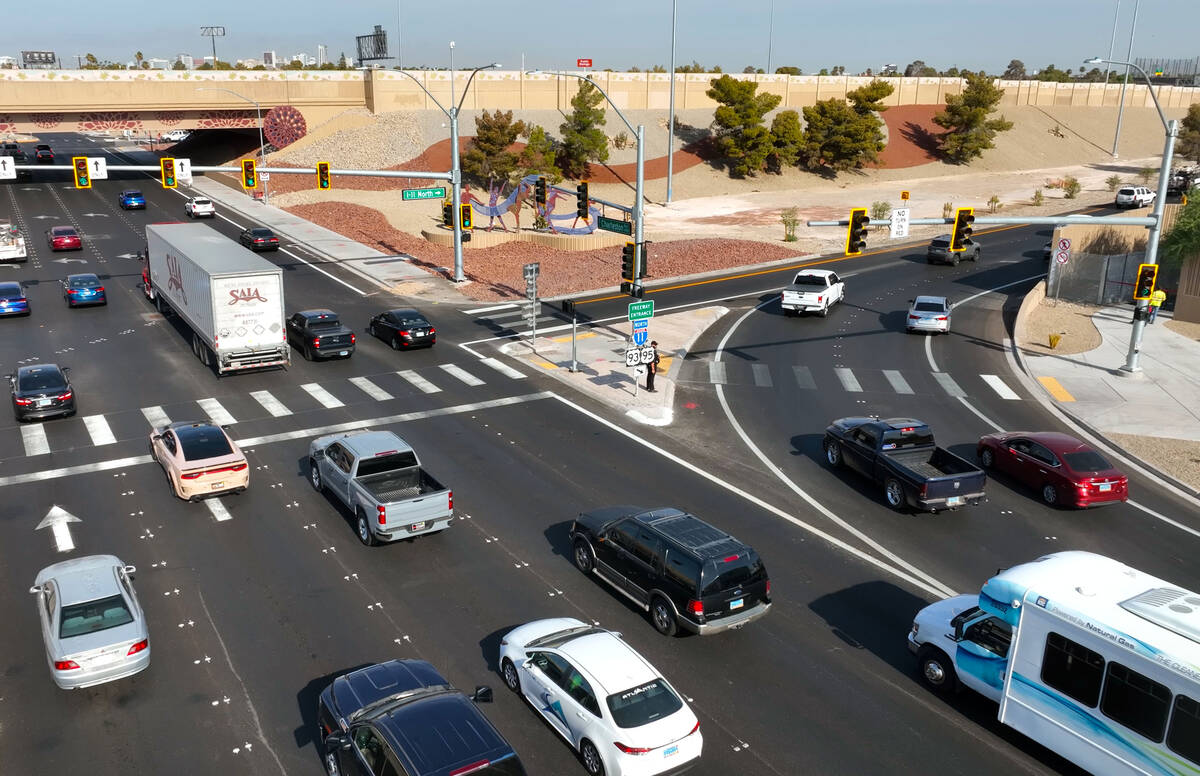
1014 296 1200 495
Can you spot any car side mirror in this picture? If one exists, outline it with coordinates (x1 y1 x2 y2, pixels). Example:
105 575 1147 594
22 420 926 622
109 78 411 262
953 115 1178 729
521 658 533 670
29 585 42 595
323 732 351 751
61 367 71 374
471 685 494 703
151 434 162 442
124 565 136 575
311 449 326 461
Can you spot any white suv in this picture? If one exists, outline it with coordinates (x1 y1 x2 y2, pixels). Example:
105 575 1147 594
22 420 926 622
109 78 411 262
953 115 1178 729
1115 186 1155 208
160 130 190 142
184 197 215 218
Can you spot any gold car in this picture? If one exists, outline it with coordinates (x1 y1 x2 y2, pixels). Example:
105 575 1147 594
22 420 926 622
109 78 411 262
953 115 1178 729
150 421 248 501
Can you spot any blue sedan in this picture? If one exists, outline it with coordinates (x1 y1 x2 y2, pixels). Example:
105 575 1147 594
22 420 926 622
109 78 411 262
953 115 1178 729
118 189 146 209
63 274 106 308
0 281 30 317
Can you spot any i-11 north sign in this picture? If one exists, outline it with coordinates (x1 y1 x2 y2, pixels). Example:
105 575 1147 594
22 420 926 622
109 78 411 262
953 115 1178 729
402 187 447 201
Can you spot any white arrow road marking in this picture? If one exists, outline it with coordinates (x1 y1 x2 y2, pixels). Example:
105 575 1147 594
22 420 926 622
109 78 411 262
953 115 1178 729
117 252 140 259
81 213 109 217
37 505 82 553
52 258 88 264
21 425 50 456
31 215 55 220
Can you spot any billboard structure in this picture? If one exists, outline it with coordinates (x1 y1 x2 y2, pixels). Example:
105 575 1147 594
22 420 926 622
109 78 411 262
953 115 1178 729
356 25 388 65
21 51 58 69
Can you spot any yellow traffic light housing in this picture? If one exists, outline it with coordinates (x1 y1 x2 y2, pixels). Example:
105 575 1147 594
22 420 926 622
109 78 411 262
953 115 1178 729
316 161 331 190
240 159 257 190
159 157 177 189
460 204 473 230
1133 263 1158 301
845 208 869 256
950 207 975 251
72 156 91 189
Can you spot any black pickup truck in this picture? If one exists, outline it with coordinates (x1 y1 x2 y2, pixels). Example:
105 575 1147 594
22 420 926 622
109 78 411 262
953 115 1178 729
286 309 356 361
823 417 986 512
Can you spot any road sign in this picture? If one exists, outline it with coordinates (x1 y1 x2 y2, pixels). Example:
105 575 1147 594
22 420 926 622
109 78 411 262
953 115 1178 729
577 58 593 68
900 190 910 201
625 348 640 367
260 172 270 182
639 346 657 365
1056 236 1071 265
889 207 911 239
0 156 14 180
1057 237 1072 251
597 215 633 236
402 187 447 201
176 157 192 183
523 262 541 279
88 156 108 180
632 318 649 346
628 300 654 321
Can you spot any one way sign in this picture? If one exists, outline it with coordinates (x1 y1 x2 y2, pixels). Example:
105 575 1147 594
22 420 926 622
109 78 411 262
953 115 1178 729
89 157 108 180
0 156 15 180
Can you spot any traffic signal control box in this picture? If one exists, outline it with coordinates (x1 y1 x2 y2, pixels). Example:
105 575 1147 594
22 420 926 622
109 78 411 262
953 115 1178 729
316 161 331 190
950 207 975 251
159 158 177 189
240 159 257 190
1133 263 1158 301
845 208 868 256
72 156 91 189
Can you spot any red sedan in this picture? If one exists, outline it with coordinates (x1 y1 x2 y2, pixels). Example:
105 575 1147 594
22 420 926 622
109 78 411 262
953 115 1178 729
47 226 81 251
977 431 1128 508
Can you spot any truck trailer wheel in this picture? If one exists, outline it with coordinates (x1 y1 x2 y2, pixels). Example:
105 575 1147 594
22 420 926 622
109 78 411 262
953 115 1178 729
356 509 379 546
917 646 958 695
884 478 906 510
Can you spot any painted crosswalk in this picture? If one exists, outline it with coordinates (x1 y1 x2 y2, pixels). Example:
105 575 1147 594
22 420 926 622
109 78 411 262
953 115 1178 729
981 374 1021 400
349 377 393 401
834 368 862 393
250 390 292 417
882 370 914 395
82 415 117 446
397 369 442 394
142 406 171 429
480 357 526 379
21 425 50 456
301 383 344 409
440 364 485 387
197 398 237 426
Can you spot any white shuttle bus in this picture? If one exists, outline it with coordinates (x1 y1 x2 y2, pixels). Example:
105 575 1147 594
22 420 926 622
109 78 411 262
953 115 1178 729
909 551 1200 775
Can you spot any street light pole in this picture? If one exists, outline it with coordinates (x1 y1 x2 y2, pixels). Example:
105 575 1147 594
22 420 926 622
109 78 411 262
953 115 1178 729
1110 0 1140 159
196 87 267 203
1103 0 1121 85
666 0 677 203
1086 56 1176 374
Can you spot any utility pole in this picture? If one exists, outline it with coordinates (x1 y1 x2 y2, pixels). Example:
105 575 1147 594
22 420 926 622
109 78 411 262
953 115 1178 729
666 0 677 203
1110 0 1140 158
1103 0 1121 85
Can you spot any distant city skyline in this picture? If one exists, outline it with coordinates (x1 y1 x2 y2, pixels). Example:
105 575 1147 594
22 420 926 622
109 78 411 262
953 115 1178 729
3 0 1197 74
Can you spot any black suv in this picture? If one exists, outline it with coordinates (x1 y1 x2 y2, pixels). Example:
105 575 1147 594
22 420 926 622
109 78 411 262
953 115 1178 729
318 659 527 776
570 506 772 637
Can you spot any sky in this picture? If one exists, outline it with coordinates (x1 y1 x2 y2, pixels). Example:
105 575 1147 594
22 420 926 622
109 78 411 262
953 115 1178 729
3 0 1198 74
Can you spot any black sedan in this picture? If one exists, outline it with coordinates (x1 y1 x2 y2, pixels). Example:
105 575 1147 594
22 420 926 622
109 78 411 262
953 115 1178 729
239 227 279 252
62 273 107 307
8 364 75 422
367 308 436 350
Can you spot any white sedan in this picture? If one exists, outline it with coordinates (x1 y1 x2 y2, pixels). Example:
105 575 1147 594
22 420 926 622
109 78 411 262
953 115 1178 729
184 197 215 218
499 617 702 776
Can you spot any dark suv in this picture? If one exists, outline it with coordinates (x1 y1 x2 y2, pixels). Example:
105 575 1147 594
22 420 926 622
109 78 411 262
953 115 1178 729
318 659 527 776
570 506 772 637
926 234 980 265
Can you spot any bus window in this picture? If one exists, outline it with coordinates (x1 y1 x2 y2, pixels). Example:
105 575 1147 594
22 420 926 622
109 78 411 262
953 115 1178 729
1041 632 1104 707
1101 662 1171 742
1167 695 1200 765
963 617 1012 658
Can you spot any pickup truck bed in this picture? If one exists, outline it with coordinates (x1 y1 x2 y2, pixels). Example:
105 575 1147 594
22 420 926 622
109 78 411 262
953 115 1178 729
888 448 978 481
358 468 444 503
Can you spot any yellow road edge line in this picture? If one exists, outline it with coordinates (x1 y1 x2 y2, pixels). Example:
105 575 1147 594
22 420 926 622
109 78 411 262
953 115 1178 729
534 360 559 370
1037 376 1076 402
552 332 597 343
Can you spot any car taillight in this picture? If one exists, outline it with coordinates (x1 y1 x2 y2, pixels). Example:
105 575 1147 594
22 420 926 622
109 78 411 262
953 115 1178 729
56 391 72 401
69 289 80 294
817 296 824 303
935 316 948 321
687 599 703 615
920 483 928 498
350 333 356 344
15 397 33 406
378 505 386 525
908 314 920 320
181 471 204 480
429 327 436 334
54 660 81 671
312 338 320 347
448 490 453 510
97 287 104 293
399 329 410 336
448 761 491 776
765 580 771 596
687 720 701 736
613 742 654 755
127 639 148 656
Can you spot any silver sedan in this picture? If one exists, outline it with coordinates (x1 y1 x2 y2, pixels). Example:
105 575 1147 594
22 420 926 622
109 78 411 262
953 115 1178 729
30 555 150 690
906 295 952 334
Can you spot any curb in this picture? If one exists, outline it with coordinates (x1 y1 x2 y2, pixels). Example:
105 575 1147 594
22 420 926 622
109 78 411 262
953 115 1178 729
1009 288 1200 501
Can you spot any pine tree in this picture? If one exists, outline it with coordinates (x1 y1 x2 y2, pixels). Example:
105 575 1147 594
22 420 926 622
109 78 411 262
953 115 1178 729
1178 103 1200 163
933 72 1014 164
558 82 608 179
767 110 803 172
707 74 782 177
462 110 527 186
800 98 886 175
518 126 562 183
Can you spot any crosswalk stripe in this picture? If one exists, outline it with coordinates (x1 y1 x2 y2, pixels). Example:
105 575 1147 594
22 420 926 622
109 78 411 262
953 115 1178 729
709 361 728 384
752 364 773 388
835 367 862 392
883 370 914 395
397 369 441 394
440 364 485 386
82 415 117 446
480 357 526 379
484 309 527 322
250 390 292 417
465 303 519 315
197 397 236 425
792 366 816 390
21 425 50 456
301 383 345 408
349 377 393 401
981 374 1021 400
932 372 966 398
141 406 171 429
206 499 233 522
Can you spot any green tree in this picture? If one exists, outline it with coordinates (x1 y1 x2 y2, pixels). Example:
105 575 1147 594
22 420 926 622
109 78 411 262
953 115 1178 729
800 98 885 175
1178 103 1200 163
847 79 893 115
707 74 782 177
743 66 764 74
83 53 99 70
558 81 608 178
904 60 938 77
462 110 527 186
766 110 803 172
775 66 802 75
171 60 186 71
518 125 562 183
818 68 829 76
1035 64 1072 82
942 67 960 78
650 65 667 73
1001 59 1026 80
1160 187 1200 267
134 51 144 70
932 72 1014 163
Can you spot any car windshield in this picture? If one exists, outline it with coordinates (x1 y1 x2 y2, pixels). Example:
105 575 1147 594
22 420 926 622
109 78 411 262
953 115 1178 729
0 285 22 299
914 302 945 313
70 277 100 288
126 191 143 197
309 319 342 331
175 425 233 460
701 554 767 596
251 229 273 237
395 316 429 327
53 228 77 237
1118 188 1135 195
792 275 827 286
930 238 950 248
193 199 211 206
606 679 684 729
880 427 935 449
59 593 134 638
18 370 66 391
1064 450 1112 472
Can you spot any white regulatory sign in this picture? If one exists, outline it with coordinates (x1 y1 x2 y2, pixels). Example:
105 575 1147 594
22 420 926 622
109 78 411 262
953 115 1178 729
0 156 15 180
1056 250 1070 265
88 156 108 180
1057 237 1072 251
625 348 640 367
889 207 911 239
639 346 657 365
176 157 192 183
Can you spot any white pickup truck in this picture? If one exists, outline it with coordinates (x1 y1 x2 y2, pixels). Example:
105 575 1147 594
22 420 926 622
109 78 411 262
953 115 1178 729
0 223 27 263
780 269 844 317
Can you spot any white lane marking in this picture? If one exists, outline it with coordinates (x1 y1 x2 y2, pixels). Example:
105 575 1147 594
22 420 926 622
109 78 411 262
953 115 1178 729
466 303 519 314
752 363 773 388
932 372 966 398
480 357 526 379
349 376 393 401
481 309 527 321
981 374 1021 400
0 394 553 488
206 499 233 522
301 383 344 408
250 390 292 417
142 406 171 429
925 272 1048 374
792 366 816 390
82 415 117 446
834 367 862 392
277 246 368 297
397 369 441 393
883 370 914 395
709 361 727 384
1127 500 1200 540
21 425 51 456
440 364 485 386
197 397 236 425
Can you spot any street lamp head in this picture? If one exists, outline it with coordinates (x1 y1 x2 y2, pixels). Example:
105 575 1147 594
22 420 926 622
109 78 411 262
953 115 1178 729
1084 57 1104 65
490 63 501 69
449 41 455 49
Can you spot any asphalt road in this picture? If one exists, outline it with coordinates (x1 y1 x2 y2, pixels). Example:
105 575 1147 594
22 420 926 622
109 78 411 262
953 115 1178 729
1 132 1187 776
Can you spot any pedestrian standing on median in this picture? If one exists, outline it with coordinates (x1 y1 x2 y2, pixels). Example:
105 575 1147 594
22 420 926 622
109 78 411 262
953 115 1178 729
646 341 660 392
1148 288 1167 324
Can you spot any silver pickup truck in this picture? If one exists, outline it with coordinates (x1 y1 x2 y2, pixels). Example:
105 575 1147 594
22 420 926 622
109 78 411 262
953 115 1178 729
308 430 453 546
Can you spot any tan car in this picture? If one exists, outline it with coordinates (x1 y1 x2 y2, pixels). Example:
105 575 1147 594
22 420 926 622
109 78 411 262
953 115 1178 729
150 421 248 501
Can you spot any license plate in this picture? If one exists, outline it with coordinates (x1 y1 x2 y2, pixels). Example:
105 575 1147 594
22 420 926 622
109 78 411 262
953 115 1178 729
211 482 224 489
38 398 51 407
729 598 744 610
947 496 963 506
1099 482 1112 492
663 745 679 758
338 350 348 356
414 331 426 337
410 521 426 532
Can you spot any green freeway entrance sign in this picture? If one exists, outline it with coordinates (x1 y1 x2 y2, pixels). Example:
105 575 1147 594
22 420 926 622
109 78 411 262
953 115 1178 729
597 215 633 236
402 187 447 201
628 300 654 321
